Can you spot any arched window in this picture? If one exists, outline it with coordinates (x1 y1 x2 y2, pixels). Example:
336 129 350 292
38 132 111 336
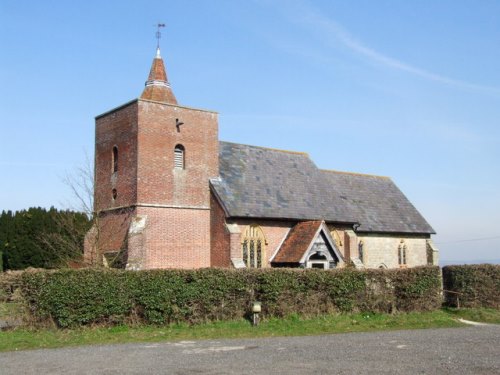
174 144 185 170
112 188 117 200
241 225 266 268
112 146 118 173
398 240 407 266
358 240 364 263
330 229 343 249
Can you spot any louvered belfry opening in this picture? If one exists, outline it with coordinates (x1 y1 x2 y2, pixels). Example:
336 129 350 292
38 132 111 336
174 144 185 169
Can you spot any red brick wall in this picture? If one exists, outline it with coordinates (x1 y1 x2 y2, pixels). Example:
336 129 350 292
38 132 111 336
136 100 219 207
83 208 134 264
92 98 219 269
137 206 211 269
94 101 138 212
210 193 231 268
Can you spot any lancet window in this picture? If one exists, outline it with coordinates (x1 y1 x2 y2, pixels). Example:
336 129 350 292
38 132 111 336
242 225 266 268
398 240 407 266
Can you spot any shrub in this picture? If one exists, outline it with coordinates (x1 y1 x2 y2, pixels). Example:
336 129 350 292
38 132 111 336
391 266 442 311
0 270 25 302
19 266 442 328
21 269 133 327
442 264 500 308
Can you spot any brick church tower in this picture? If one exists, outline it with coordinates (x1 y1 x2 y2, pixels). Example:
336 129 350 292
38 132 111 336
85 47 219 269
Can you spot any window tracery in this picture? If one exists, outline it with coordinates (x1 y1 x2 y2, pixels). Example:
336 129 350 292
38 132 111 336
242 225 266 268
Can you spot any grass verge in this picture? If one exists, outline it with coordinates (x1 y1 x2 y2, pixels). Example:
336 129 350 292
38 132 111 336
442 307 500 324
2 308 495 352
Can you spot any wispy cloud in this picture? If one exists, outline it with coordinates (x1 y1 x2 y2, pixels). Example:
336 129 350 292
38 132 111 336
276 1 500 94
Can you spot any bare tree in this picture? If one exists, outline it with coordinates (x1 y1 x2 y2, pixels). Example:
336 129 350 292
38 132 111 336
59 152 131 268
63 153 95 219
37 154 94 268
39 149 137 269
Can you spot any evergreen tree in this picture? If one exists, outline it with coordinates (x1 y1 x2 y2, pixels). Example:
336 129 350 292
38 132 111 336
0 207 91 270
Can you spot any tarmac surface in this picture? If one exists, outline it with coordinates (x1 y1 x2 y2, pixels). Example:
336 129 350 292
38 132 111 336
1 325 499 374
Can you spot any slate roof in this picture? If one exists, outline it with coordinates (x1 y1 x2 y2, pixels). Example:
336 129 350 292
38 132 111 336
272 221 323 264
320 170 435 234
210 141 435 234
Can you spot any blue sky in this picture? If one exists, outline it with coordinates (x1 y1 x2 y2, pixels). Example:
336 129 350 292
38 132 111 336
1 0 499 263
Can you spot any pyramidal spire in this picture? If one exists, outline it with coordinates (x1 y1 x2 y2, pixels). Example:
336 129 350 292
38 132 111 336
140 25 177 104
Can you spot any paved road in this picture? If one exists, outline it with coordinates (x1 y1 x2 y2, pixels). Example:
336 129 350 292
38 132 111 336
1 325 499 374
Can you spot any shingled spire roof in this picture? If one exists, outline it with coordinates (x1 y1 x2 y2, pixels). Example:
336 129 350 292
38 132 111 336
140 47 177 104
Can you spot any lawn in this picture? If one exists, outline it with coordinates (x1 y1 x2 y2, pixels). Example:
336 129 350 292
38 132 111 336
1 308 498 352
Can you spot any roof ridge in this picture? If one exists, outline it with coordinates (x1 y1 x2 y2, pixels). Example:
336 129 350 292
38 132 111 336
220 140 309 156
321 168 390 179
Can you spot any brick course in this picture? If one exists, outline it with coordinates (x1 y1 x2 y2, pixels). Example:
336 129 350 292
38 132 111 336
136 100 218 207
136 206 211 269
210 193 231 268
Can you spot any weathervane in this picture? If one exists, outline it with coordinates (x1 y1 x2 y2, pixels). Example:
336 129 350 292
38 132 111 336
155 23 166 49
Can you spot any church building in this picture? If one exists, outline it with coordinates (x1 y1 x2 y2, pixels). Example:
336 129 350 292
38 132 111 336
84 46 439 270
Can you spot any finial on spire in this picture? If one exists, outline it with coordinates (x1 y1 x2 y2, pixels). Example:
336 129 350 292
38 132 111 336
155 23 165 50
141 23 177 104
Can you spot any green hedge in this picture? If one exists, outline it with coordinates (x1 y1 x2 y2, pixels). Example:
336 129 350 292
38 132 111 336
20 266 442 328
0 270 24 302
442 264 500 308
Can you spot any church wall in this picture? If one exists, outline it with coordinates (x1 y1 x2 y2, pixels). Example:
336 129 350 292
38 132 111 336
94 101 138 212
137 206 211 269
325 225 357 260
210 193 231 268
126 214 147 270
231 219 293 267
136 100 218 207
83 208 134 265
132 100 217 269
358 234 429 269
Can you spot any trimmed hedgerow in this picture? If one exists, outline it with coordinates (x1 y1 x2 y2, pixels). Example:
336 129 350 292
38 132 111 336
0 270 25 302
442 264 500 308
134 268 252 325
355 267 442 313
21 269 134 327
20 266 442 328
